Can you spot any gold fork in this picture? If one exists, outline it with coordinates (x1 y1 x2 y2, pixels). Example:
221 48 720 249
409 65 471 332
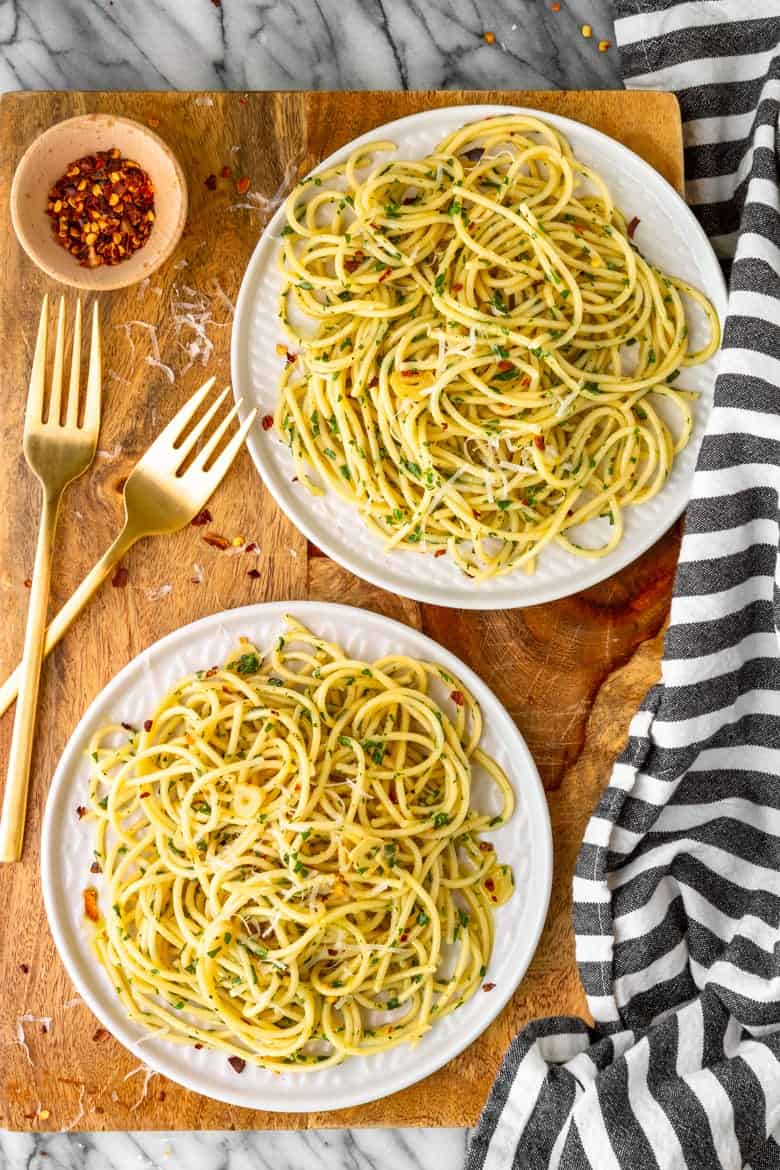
0 376 257 726
0 295 101 862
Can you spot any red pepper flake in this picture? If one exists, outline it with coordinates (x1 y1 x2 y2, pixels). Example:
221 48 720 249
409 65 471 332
534 435 546 450
285 351 297 365
90 861 102 874
261 414 274 431
628 216 641 238
400 932 409 942
191 508 213 527
139 791 151 799
344 251 365 273
247 568 262 579
204 173 218 190
20 962 30 974
521 376 531 387
46 148 155 268
497 360 513 371
378 267 393 283
245 542 259 553
450 690 465 707
111 566 129 588
485 878 495 891
211 0 222 6
194 1042 204 1049
121 721 135 732
482 982 496 992
484 30 496 43
143 719 153 732
221 165 232 178
434 549 446 557
93 1027 109 1042
236 176 251 195
228 1056 246 1074
83 887 99 922
238 96 248 106
452 282 463 292
479 841 494 852
367 377 379 389
23 578 32 588
147 117 160 129
76 805 86 819
203 532 230 550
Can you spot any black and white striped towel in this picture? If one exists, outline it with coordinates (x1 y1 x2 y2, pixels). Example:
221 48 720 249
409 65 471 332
467 5 780 1168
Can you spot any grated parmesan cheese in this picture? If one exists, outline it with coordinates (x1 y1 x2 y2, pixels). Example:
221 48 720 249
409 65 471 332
144 355 175 384
228 155 303 222
62 1083 86 1133
146 583 173 602
123 1063 158 1111
14 1014 52 1065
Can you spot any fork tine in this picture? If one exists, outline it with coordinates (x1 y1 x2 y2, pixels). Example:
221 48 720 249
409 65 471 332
82 301 102 432
65 299 82 429
173 384 231 464
197 407 257 485
142 376 217 461
48 297 67 425
25 296 49 424
188 396 243 472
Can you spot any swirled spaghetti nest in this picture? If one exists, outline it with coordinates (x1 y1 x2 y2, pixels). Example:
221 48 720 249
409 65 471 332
84 618 514 1070
273 114 720 580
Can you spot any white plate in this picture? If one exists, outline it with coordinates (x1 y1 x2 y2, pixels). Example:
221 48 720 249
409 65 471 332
41 601 551 1112
231 104 727 609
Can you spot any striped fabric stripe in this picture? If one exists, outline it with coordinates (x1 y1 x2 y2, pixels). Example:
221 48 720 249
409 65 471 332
466 6 780 1168
615 1 780 259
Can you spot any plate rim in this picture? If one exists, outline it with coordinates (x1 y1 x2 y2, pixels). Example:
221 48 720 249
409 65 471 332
41 599 553 1112
231 102 727 610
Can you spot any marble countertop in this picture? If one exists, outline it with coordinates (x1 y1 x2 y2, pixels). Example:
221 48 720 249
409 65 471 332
0 2 619 1168
0 0 620 92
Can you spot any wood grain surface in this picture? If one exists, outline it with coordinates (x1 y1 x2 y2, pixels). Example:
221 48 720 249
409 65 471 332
0 89 683 1132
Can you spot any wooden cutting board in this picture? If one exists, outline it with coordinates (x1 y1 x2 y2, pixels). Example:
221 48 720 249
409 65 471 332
0 89 683 1132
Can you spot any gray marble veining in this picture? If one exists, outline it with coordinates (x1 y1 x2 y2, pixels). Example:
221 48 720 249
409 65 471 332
0 0 621 92
0 0 618 1167
1 1127 468 1170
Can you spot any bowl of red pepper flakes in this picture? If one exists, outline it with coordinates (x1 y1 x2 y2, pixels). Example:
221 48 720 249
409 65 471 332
10 112 187 291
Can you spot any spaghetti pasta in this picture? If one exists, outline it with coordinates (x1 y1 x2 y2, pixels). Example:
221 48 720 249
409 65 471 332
274 114 720 579
84 618 514 1071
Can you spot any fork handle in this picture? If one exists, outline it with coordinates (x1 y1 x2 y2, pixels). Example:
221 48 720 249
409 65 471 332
0 490 61 861
0 524 137 724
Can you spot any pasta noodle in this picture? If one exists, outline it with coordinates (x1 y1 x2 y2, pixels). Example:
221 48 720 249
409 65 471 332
274 114 721 579
84 618 514 1071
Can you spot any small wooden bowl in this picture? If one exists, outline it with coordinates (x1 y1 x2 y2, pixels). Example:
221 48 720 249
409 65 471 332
10 113 188 291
